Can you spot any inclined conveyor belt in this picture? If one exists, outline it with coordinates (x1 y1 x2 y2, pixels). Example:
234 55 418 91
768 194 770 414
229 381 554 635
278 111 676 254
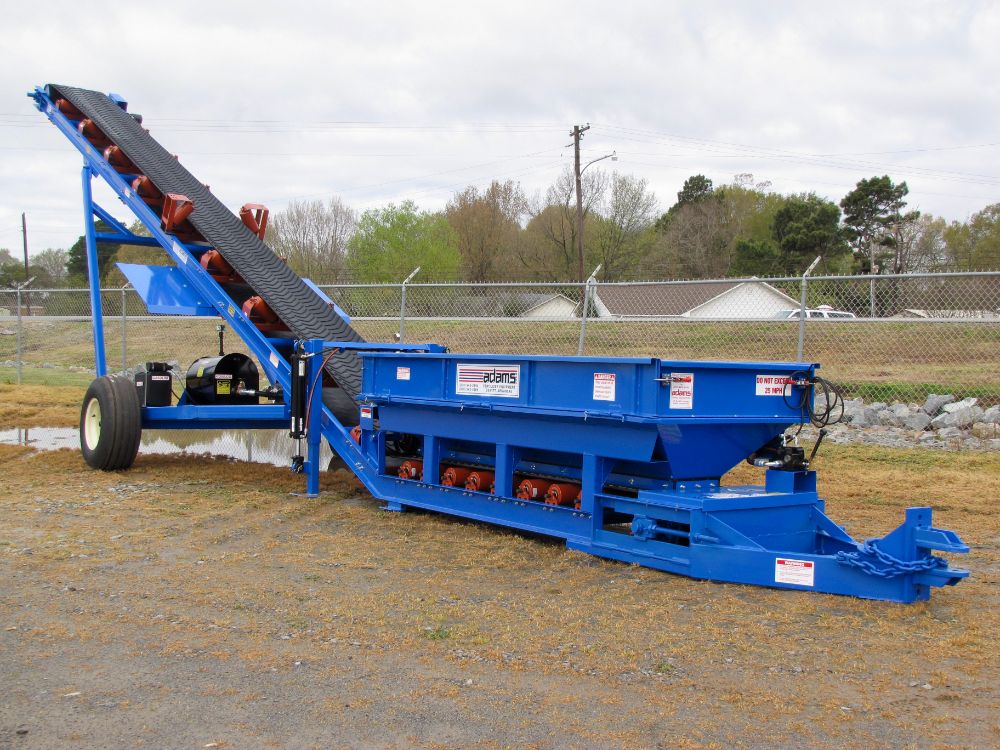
48 84 365 399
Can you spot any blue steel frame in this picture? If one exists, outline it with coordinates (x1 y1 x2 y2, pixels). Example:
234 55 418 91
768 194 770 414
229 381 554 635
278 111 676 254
349 351 969 602
80 166 107 376
32 85 970 603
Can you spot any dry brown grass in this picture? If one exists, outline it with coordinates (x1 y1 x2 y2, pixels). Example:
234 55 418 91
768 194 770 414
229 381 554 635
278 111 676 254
1 436 997 748
0 382 84 428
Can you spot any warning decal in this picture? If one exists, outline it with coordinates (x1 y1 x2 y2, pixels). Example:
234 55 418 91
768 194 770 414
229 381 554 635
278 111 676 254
593 372 616 401
756 374 793 396
775 557 815 587
669 372 694 409
396 366 411 381
455 363 521 398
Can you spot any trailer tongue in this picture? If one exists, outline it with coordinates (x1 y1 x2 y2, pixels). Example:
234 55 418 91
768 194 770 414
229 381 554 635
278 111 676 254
30 84 968 602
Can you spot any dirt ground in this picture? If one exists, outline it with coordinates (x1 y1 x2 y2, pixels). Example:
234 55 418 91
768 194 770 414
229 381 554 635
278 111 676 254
0 394 998 749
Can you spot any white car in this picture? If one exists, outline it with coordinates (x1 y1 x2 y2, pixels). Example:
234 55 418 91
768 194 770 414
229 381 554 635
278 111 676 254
773 305 857 320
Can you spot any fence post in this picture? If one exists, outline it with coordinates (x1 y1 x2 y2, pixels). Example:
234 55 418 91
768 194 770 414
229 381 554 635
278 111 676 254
398 266 420 343
577 265 602 356
797 257 821 361
120 284 131 373
13 277 34 386
15 287 22 386
869 277 876 318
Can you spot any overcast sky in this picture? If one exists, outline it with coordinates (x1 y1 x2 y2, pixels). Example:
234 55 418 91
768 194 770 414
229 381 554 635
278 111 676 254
2 1 998 257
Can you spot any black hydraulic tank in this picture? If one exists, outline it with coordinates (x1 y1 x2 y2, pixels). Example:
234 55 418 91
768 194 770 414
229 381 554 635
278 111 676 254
135 361 173 407
185 353 259 405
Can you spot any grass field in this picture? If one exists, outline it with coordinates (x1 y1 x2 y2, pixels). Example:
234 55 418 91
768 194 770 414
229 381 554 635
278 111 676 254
0 367 96 389
2 315 997 406
0 383 998 748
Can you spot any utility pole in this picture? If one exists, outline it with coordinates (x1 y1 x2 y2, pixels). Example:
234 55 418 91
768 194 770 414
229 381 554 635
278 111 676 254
21 212 31 315
571 124 590 283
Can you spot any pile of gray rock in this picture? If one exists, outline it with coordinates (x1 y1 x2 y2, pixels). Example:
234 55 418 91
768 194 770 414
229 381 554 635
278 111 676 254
805 394 1000 450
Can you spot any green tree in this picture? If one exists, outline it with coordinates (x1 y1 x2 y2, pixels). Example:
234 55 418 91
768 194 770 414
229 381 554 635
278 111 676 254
944 203 1000 271
655 174 714 232
66 221 121 284
0 248 24 286
104 222 173 286
645 176 785 279
729 239 781 277
906 215 949 272
446 180 528 282
346 201 461 282
840 176 915 273
772 193 847 273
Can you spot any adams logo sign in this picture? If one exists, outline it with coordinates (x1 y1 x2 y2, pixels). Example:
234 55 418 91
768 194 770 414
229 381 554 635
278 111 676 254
455 363 521 398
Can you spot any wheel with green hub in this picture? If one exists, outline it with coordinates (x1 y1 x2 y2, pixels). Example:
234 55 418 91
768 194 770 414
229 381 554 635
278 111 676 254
80 375 142 470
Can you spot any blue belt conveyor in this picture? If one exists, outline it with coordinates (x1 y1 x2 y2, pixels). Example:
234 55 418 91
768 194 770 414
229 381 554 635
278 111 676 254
30 84 969 603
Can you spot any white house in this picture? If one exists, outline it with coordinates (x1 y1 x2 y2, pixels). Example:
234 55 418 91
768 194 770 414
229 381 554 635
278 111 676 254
592 280 799 319
520 293 578 319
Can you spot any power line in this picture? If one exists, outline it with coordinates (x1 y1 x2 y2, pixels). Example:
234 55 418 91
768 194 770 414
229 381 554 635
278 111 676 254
594 126 1000 187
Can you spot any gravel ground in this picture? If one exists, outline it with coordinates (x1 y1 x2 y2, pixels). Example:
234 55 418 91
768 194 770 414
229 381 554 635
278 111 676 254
1 441 998 750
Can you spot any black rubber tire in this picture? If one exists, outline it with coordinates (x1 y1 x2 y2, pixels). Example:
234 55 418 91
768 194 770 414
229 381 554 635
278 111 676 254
80 375 142 470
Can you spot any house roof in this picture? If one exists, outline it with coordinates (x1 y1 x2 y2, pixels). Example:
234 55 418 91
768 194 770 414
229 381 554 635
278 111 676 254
398 291 575 318
520 292 575 315
594 280 797 317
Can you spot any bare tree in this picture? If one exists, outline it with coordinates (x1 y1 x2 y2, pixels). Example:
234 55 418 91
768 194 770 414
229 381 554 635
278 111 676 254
266 197 356 283
522 167 608 279
32 248 69 285
592 173 658 280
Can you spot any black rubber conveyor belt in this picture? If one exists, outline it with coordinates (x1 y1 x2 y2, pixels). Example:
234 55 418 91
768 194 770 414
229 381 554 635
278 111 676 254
49 84 365 400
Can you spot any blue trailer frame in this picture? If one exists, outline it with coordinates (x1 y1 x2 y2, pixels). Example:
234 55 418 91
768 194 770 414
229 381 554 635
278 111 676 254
30 85 969 603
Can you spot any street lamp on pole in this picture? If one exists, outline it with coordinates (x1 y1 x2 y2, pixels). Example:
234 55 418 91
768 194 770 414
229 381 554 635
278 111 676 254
582 151 617 175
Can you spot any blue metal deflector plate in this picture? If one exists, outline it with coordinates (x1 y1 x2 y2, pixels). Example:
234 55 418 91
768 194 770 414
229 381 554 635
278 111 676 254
117 262 216 316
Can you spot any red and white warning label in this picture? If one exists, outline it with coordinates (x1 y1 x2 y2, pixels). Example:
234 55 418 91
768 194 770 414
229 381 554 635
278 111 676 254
396 366 411 381
775 557 815 586
669 373 694 409
756 374 793 396
593 372 616 401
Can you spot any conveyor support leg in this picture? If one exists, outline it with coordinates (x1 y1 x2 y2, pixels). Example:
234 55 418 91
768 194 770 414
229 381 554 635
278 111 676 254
303 339 325 497
81 165 107 376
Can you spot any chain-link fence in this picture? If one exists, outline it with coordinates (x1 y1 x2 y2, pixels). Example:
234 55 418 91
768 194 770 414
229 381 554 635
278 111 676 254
1 272 998 410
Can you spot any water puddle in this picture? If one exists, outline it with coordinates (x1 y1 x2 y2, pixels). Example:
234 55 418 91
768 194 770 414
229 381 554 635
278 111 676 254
0 427 333 468
1 427 80 451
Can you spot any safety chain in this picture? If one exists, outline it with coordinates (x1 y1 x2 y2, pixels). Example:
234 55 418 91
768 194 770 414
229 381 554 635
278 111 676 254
835 541 946 579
